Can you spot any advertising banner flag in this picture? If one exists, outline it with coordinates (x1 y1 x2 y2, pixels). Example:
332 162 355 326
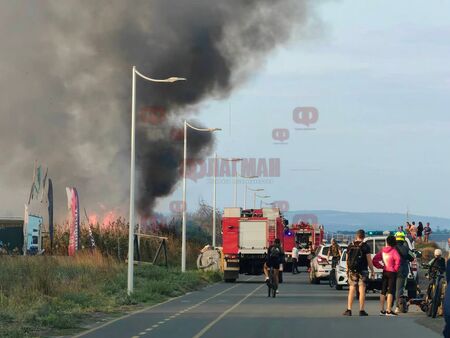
67 187 80 256
48 179 54 250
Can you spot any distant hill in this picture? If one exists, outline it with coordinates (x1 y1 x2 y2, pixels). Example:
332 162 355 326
284 210 450 232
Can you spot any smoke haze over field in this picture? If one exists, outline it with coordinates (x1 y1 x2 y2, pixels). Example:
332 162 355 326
0 0 319 220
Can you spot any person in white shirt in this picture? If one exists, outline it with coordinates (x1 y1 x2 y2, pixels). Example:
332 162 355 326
292 245 300 274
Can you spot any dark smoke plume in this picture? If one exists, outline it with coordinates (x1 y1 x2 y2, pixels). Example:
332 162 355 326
0 0 319 219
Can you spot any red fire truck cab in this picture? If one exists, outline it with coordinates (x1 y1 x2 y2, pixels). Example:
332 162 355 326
222 207 287 282
283 222 324 269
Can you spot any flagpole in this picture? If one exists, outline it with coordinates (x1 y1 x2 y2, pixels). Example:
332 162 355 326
40 167 48 203
28 160 37 205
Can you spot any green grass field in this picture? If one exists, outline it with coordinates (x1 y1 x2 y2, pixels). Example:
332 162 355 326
0 252 221 337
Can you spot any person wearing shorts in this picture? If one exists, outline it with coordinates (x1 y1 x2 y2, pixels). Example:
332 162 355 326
348 270 369 287
373 235 401 316
343 229 374 316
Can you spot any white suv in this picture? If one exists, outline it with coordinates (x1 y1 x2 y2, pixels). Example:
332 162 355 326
364 233 418 297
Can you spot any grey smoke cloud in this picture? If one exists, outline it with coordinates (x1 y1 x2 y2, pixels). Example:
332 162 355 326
0 0 317 220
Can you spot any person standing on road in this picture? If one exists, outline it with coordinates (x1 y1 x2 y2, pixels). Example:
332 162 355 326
373 235 401 316
424 223 432 243
394 232 415 314
417 222 424 242
292 244 299 274
343 229 375 316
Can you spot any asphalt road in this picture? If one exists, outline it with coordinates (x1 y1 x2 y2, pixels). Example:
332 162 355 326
73 273 442 338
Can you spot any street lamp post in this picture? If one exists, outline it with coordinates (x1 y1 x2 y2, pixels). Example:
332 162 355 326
254 194 270 209
247 187 264 209
182 121 221 272
218 158 242 207
212 156 243 247
240 175 258 209
212 152 217 247
260 200 275 208
128 66 186 295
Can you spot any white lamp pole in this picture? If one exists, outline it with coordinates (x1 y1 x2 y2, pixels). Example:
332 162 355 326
240 175 258 209
212 156 242 247
128 66 186 295
247 187 264 209
182 121 221 272
218 158 242 207
254 194 270 209
244 182 247 209
212 152 217 247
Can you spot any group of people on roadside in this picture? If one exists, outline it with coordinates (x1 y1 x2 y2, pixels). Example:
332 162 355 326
399 221 432 243
343 228 446 318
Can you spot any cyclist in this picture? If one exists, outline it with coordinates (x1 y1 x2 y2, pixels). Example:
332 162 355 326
394 231 415 313
264 238 284 290
328 238 342 268
428 249 446 276
327 238 342 286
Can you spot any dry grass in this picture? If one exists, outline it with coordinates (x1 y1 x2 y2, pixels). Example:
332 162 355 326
0 216 218 337
0 251 221 337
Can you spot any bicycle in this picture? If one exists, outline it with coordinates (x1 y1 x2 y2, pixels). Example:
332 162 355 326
329 257 339 288
425 270 445 318
267 266 278 298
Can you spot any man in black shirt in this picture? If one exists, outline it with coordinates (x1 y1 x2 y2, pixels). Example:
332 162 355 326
264 238 285 289
343 229 375 316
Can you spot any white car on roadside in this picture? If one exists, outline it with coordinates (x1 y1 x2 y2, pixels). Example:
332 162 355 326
335 249 348 290
309 243 347 284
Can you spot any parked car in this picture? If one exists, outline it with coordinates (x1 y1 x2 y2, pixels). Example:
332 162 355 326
335 248 348 290
309 243 347 284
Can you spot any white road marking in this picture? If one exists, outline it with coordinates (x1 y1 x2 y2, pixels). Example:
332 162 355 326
131 277 255 336
192 284 264 338
76 276 255 338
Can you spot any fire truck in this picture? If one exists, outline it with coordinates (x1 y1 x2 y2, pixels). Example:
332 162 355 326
283 222 324 269
221 207 287 282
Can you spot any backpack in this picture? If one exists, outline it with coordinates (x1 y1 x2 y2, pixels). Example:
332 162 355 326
347 242 364 272
269 246 281 259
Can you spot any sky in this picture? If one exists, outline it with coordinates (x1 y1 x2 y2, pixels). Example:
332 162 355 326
1 1 450 222
157 0 450 218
